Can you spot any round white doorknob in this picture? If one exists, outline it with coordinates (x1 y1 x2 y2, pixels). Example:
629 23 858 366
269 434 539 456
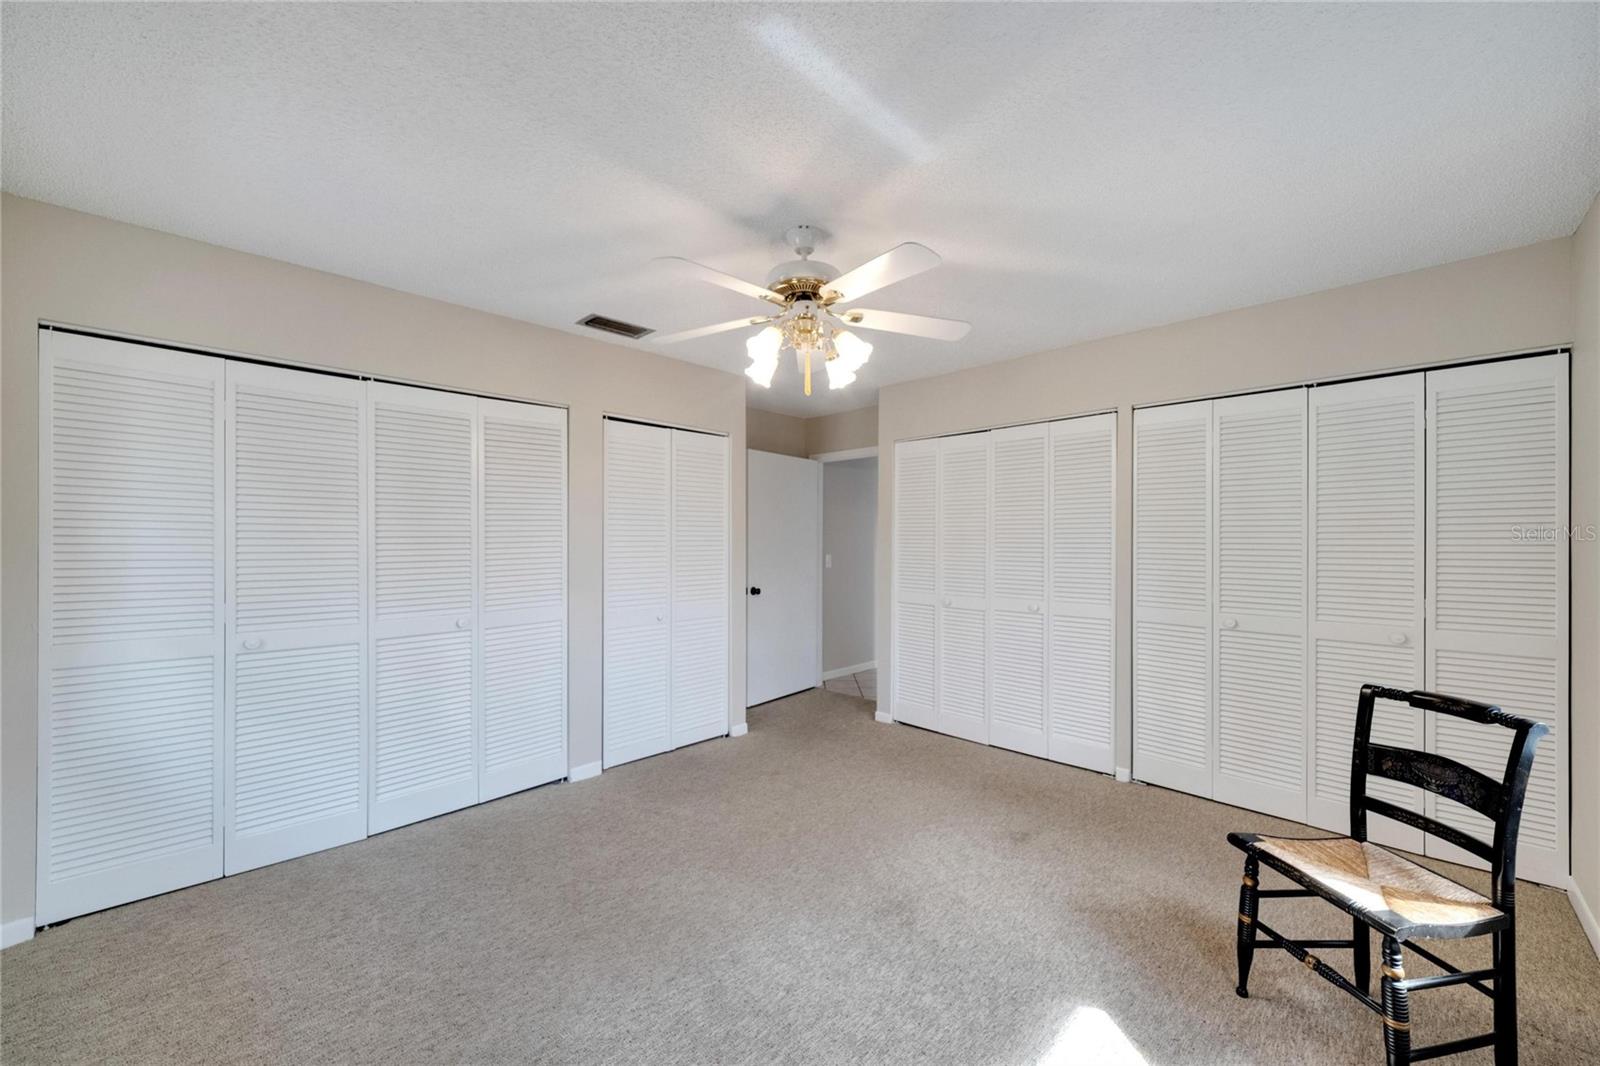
1389 633 1408 646
943 597 952 607
1029 604 1041 613
455 618 469 629
1222 618 1239 630
656 612 664 621
242 638 263 651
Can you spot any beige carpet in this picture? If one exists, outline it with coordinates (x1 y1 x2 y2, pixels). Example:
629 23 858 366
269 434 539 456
3 688 1597 1064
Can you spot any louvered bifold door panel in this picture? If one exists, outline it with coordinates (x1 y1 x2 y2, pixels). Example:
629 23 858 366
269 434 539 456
38 331 225 924
1425 355 1568 885
1132 401 1213 798
1211 390 1307 822
669 430 731 749
225 362 367 874
603 419 673 768
891 438 939 728
367 382 480 833
936 432 991 745
988 424 1048 757
1048 413 1116 773
1307 375 1425 850
478 398 567 801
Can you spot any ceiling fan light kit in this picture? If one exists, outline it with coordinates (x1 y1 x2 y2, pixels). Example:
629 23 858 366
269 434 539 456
653 225 971 398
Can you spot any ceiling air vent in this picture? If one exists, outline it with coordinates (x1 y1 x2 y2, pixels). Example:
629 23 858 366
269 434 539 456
577 314 653 340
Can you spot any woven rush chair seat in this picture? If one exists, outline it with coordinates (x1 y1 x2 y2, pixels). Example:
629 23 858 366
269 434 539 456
1230 833 1506 940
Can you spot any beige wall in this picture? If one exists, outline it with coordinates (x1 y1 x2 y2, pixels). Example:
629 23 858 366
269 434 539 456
745 408 807 457
1 194 751 927
806 406 877 457
877 236 1584 841
1573 191 1600 930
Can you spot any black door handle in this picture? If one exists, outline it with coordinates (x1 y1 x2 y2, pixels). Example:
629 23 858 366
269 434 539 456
749 586 762 596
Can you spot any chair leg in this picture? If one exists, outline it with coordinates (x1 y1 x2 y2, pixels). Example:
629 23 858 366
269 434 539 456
1494 926 1517 1066
1353 916 1370 996
1380 937 1411 1066
1236 856 1259 998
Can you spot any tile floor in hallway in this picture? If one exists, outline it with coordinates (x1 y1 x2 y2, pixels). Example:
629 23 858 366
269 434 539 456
822 668 876 700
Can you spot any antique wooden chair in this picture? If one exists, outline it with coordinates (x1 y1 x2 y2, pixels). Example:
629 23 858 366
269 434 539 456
1227 685 1547 1066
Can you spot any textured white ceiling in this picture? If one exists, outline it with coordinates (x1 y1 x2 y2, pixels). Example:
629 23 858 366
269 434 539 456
4 3 1597 415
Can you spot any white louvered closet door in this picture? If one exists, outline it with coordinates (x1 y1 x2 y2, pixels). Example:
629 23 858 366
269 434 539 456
1306 375 1425 850
478 399 567 802
936 432 991 744
367 382 480 834
1211 390 1307 822
891 438 939 728
669 429 731 749
988 423 1048 757
1425 355 1568 885
1048 413 1116 773
225 362 367 874
37 331 225 925
603 419 673 768
1132 401 1213 798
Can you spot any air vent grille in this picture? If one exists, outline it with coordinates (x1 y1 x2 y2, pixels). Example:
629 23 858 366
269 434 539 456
578 314 653 340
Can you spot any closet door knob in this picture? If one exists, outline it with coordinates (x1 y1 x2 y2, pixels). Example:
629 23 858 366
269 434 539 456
942 597 953 607
455 618 470 630
1389 633 1408 646
1028 603 1041 613
656 612 665 622
1221 617 1239 630
242 638 263 651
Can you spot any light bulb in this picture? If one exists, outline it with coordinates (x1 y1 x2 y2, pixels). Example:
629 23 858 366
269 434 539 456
825 357 856 390
745 355 778 388
746 325 783 362
832 329 872 372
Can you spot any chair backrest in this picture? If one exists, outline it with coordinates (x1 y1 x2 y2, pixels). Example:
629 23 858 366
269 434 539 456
1349 685 1547 907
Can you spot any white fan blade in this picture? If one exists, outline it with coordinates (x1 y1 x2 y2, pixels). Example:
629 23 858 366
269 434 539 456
655 256 785 305
652 316 773 344
822 242 941 303
834 307 970 341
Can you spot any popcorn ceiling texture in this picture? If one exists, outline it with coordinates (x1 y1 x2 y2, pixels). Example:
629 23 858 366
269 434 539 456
3 3 1597 415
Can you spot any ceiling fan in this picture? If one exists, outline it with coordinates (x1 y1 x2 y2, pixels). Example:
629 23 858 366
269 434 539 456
651 225 970 396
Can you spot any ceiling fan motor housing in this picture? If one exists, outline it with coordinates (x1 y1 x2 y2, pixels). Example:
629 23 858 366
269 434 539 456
765 259 839 298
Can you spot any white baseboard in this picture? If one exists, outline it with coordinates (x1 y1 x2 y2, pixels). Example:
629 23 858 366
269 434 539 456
874 710 893 724
823 660 875 681
1115 766 1132 783
2 918 35 949
1570 876 1600 959
567 761 601 783
729 722 748 738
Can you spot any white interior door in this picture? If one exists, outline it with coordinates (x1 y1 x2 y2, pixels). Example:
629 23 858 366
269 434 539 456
891 438 939 728
367 382 480 833
671 430 731 745
1425 354 1568 884
1048 413 1117 773
37 330 225 925
1132 401 1213 798
603 419 672 768
746 449 820 706
1211 389 1308 822
988 423 1048 757
936 432 990 744
1306 374 1425 851
225 361 367 874
478 398 567 801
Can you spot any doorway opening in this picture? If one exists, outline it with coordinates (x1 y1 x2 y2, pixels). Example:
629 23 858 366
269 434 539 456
818 450 877 704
